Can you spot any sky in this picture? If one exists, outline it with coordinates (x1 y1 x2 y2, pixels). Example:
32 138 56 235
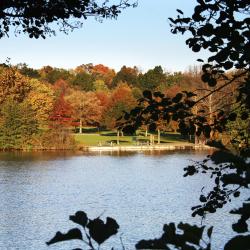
0 0 209 72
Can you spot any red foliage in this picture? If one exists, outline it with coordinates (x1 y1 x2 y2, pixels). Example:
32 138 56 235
92 64 110 75
49 93 73 128
53 79 69 95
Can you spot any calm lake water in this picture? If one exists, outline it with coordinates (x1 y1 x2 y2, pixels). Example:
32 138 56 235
0 150 244 250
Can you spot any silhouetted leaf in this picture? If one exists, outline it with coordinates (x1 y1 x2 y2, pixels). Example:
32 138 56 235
87 217 119 244
192 44 201 52
224 235 250 250
200 195 207 202
178 223 205 245
207 77 217 87
143 90 152 99
130 107 141 117
46 228 82 245
233 191 240 198
136 239 170 249
168 18 176 24
223 61 233 70
241 112 248 120
136 222 209 249
172 93 183 103
176 9 183 15
228 113 237 121
207 226 213 238
221 174 245 186
232 220 248 233
210 151 240 164
69 211 88 228
230 202 250 233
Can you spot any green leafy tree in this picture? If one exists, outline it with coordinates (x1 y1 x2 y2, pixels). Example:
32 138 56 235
70 71 94 91
16 63 40 78
104 101 129 130
0 100 38 149
39 66 72 84
112 65 139 88
139 66 167 91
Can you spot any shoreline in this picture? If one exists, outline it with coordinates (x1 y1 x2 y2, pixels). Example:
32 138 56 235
80 142 212 152
0 143 213 153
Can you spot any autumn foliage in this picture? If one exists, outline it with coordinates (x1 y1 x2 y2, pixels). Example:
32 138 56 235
0 61 244 150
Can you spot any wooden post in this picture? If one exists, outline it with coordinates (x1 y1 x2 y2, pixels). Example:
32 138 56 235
158 129 160 144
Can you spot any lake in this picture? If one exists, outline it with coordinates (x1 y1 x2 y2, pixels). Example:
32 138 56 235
0 150 243 249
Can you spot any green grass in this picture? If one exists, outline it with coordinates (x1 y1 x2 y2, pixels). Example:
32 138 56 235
74 130 188 147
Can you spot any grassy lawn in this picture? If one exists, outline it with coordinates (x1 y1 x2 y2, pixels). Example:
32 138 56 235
74 130 188 146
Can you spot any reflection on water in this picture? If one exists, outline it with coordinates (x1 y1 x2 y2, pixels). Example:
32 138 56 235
0 150 242 249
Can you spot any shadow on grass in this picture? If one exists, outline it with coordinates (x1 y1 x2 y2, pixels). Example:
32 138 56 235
105 140 129 144
101 132 117 136
161 132 188 142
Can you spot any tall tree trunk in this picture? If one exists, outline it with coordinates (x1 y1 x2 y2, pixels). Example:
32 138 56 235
79 119 82 134
117 130 120 145
195 124 198 144
158 129 160 144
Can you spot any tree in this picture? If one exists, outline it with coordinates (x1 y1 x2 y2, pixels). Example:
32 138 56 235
66 90 102 133
103 83 136 130
91 64 116 87
0 100 38 149
138 66 167 91
16 63 40 78
0 65 31 104
112 65 139 88
49 92 72 129
45 90 74 149
165 71 183 87
70 71 94 91
39 66 72 84
26 79 55 127
0 0 137 39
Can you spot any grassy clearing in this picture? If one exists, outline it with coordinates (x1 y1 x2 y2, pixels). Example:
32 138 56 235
74 130 187 146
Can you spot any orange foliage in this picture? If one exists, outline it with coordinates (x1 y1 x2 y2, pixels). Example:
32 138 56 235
164 85 182 98
110 83 136 107
96 91 110 108
53 79 69 95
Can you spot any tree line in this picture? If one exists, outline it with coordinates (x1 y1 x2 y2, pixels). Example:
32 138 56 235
0 62 244 150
